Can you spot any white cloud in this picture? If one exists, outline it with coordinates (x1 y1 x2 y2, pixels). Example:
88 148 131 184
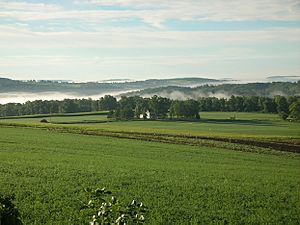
0 24 299 50
0 0 299 29
0 49 298 70
0 1 299 81
74 0 300 25
0 1 62 11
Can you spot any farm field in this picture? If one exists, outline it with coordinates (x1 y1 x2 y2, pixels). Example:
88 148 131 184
0 126 300 224
0 111 108 124
0 114 108 124
1 112 299 140
1 0 299 224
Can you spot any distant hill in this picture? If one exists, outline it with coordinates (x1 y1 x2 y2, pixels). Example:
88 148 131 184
0 77 221 95
1 76 299 102
125 82 300 99
266 76 300 82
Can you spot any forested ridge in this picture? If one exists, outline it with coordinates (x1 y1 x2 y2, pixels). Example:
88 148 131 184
0 77 219 94
1 77 299 97
128 81 300 98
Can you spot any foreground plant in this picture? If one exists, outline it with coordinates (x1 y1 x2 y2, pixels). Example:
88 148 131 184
0 194 22 225
82 188 146 225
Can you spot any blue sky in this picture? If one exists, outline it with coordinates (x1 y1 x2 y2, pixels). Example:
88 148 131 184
0 0 299 81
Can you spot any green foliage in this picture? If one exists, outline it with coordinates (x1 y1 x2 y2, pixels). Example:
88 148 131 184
169 99 199 119
40 119 49 123
1 95 300 122
0 194 22 225
60 99 80 113
114 96 136 120
149 95 171 119
107 110 114 119
135 81 300 97
134 97 149 119
229 114 236 120
274 96 289 114
82 188 146 225
278 111 289 120
289 99 300 121
262 98 277 113
99 96 118 111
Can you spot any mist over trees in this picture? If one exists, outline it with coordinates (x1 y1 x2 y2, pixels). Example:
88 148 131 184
130 81 300 98
0 95 299 121
1 77 299 99
0 77 219 94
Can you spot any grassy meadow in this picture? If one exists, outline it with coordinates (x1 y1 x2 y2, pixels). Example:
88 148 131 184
0 112 300 224
1 111 299 140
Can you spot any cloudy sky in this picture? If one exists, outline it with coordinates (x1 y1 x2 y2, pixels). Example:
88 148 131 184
0 0 299 81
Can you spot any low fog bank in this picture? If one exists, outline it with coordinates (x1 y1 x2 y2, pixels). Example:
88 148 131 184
0 90 138 104
1 78 298 103
140 90 297 100
0 90 234 104
141 91 233 100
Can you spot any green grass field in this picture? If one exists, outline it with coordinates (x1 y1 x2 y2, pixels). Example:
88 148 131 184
0 112 300 224
1 111 299 140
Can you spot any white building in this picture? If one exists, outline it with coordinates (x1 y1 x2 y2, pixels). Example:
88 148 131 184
139 110 151 119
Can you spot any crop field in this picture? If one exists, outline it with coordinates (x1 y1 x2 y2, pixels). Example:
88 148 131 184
0 126 300 224
0 111 108 124
1 112 299 140
0 112 300 224
0 114 108 124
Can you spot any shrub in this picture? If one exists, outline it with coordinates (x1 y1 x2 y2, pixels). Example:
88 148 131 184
0 194 22 225
107 110 114 119
229 115 236 120
82 188 146 225
40 119 49 123
278 112 288 120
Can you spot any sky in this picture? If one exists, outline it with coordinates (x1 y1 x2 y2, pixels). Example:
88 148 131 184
0 0 299 81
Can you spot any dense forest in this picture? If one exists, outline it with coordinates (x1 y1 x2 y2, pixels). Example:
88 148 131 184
1 95 299 121
128 81 300 98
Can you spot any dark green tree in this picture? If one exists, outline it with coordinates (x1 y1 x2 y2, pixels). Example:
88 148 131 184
289 99 300 121
99 95 118 111
115 96 135 120
274 96 289 119
262 98 277 113
134 97 149 119
183 99 199 119
60 99 79 113
149 95 171 119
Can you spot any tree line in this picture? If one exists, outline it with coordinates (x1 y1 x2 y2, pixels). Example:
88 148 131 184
0 95 299 121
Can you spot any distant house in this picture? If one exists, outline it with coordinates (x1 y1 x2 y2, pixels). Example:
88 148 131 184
139 110 151 119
